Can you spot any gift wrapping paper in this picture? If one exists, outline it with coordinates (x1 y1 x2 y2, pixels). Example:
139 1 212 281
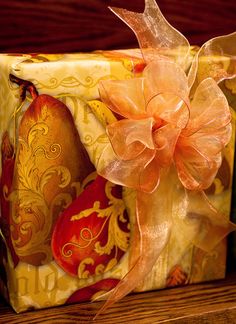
0 48 234 313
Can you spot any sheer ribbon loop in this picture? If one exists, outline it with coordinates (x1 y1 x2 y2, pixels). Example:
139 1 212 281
107 117 155 161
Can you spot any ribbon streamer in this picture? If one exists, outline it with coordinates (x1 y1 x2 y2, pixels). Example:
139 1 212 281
109 0 190 70
94 0 236 316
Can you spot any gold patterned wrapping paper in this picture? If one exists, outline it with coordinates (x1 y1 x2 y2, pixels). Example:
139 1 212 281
0 50 234 313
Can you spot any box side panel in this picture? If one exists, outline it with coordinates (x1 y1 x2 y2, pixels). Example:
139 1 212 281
0 55 27 305
0 52 138 312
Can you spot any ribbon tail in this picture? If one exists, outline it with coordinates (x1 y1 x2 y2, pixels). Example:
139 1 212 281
95 170 173 318
109 0 190 68
186 190 236 251
190 32 236 96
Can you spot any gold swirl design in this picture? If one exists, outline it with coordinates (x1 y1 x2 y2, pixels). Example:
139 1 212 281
28 122 49 146
39 166 71 191
83 133 109 147
35 77 58 89
61 214 110 258
84 76 93 87
9 118 72 264
78 257 94 279
80 227 94 242
62 180 129 278
32 74 121 90
33 143 62 160
95 264 105 275
62 228 94 257
83 134 94 146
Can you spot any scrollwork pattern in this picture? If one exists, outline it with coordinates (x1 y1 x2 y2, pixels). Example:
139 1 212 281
70 181 129 255
61 180 130 278
9 121 72 264
32 75 120 91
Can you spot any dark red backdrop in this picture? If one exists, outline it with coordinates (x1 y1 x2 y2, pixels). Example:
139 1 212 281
0 0 235 53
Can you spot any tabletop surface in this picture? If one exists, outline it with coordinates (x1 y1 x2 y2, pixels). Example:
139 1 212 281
1 272 236 323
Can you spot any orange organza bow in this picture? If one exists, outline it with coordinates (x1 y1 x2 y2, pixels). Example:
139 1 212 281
99 60 231 192
95 0 236 315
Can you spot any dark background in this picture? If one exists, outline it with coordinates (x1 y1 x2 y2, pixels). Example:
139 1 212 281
0 0 235 53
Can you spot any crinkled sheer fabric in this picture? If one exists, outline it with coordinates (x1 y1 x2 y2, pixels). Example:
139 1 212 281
109 0 191 70
94 0 236 316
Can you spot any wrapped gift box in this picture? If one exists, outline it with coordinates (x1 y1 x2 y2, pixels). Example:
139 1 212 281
0 48 234 313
